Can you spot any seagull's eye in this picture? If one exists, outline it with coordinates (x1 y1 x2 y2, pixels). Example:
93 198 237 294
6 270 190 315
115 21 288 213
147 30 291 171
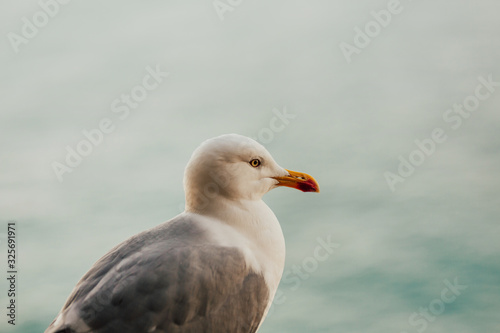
249 159 261 168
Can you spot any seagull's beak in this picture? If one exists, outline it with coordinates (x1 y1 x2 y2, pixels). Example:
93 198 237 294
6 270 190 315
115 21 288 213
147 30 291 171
273 169 320 193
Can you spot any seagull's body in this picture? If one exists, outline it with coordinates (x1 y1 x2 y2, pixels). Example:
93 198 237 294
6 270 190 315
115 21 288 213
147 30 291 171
46 134 319 333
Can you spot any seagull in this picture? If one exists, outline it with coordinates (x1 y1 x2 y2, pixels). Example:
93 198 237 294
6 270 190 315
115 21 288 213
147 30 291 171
46 133 319 333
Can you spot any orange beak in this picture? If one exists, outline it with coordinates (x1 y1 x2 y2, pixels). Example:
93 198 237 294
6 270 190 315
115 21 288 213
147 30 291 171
273 169 320 193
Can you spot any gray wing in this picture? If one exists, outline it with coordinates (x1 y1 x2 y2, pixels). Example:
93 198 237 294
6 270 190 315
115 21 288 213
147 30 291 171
45 216 269 333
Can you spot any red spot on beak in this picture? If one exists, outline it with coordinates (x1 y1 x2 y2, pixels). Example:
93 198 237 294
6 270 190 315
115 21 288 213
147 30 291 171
296 178 320 192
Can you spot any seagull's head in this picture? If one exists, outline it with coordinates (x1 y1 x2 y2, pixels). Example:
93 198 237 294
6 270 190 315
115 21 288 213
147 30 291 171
184 134 319 212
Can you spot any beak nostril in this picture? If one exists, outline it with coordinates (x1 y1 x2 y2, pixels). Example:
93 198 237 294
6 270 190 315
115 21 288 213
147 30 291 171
289 174 306 180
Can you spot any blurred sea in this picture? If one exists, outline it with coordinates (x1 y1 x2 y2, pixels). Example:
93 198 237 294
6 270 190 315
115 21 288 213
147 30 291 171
1 1 499 332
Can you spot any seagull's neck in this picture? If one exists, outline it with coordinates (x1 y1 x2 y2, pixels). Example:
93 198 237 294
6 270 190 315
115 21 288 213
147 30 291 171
188 196 281 243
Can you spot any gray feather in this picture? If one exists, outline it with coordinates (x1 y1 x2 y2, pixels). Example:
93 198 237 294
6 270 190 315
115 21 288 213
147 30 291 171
46 215 269 333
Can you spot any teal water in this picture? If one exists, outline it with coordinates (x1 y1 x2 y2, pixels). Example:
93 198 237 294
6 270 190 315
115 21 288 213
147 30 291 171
1 1 499 332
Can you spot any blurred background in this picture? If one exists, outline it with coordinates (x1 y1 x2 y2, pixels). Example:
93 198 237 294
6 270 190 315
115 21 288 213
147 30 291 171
1 0 499 332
